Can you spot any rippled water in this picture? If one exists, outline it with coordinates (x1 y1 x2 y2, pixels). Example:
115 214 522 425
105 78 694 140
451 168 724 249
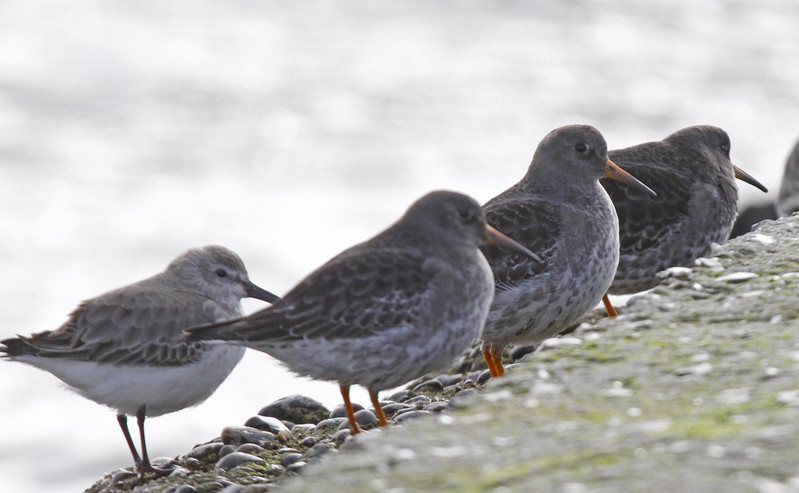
1 1 798 491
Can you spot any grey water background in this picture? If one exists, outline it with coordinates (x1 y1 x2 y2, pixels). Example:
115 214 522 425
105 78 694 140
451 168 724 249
0 1 797 491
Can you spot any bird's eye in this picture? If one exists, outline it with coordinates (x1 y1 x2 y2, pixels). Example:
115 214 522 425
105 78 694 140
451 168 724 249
720 143 730 153
574 143 587 153
458 208 475 222
216 269 228 278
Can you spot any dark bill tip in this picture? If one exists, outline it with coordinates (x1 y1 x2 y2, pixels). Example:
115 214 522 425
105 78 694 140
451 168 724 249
733 165 768 193
245 281 281 303
485 225 542 263
603 159 657 198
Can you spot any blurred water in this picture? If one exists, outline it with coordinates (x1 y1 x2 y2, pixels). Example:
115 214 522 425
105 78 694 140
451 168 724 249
1 1 797 491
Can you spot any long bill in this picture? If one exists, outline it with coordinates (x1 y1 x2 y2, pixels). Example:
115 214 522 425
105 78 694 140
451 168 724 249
245 281 281 303
602 159 657 197
733 165 768 193
485 225 542 263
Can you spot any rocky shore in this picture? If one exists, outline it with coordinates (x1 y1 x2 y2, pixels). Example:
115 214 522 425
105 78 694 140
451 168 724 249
87 214 799 493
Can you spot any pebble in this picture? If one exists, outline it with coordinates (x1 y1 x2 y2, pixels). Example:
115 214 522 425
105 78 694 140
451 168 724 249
259 394 330 424
337 409 379 430
314 417 348 433
386 389 416 402
717 272 758 283
329 402 365 418
280 452 304 467
189 442 225 461
267 464 286 476
235 443 264 455
244 415 292 439
305 441 336 459
413 379 444 393
394 410 434 423
380 402 412 417
221 426 276 447
286 461 307 473
331 428 351 444
300 436 316 447
291 423 316 435
218 444 236 457
423 401 448 413
405 395 432 407
214 452 265 473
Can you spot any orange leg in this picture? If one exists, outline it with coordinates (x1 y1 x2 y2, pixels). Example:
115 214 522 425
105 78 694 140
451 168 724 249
339 384 363 435
602 293 618 317
368 388 389 427
481 341 505 378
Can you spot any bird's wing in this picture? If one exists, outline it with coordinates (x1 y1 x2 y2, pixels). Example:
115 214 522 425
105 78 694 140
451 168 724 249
186 249 431 344
9 286 230 366
481 197 560 290
601 158 693 255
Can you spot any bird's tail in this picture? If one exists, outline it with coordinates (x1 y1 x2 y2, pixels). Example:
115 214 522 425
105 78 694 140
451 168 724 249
0 336 39 358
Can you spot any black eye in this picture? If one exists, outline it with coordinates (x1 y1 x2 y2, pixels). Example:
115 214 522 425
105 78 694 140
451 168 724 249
574 143 587 153
720 143 729 153
458 208 476 222
215 269 228 278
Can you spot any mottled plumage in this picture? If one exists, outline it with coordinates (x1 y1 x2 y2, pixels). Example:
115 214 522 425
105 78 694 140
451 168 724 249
185 191 539 434
603 125 768 294
480 124 655 377
1 245 278 476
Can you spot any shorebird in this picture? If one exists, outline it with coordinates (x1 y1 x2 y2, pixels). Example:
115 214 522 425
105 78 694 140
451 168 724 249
1 245 278 477
184 191 540 435
602 125 768 297
480 124 656 377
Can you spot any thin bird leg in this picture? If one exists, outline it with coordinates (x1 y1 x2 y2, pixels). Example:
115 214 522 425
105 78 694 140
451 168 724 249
340 384 363 435
481 341 505 378
136 405 171 477
368 388 389 427
602 293 618 317
117 414 142 468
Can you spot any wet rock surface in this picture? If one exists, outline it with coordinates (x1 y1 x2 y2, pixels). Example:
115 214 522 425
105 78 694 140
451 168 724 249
86 215 799 492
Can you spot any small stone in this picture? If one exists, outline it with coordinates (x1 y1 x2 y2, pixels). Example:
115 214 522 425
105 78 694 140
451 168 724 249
244 415 292 440
214 452 265 473
423 401 448 413
267 463 286 476
405 395 432 408
394 410 434 423
221 425 276 446
380 402 412 417
337 409 379 430
110 469 137 483
658 267 692 280
174 486 197 493
675 362 713 376
218 444 236 457
286 461 307 473
510 345 536 361
314 417 348 433
386 389 416 402
280 452 304 467
235 443 264 455
717 272 758 283
776 390 799 406
306 442 336 459
434 373 464 387
475 369 492 385
694 257 724 272
291 423 316 436
451 388 479 405
259 394 330 424
188 442 225 462
196 482 227 492
219 486 247 493
300 436 316 447
331 428 351 444
329 403 364 419
413 379 444 393
169 466 191 478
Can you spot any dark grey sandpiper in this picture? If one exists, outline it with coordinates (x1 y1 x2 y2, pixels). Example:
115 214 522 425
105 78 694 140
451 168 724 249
479 124 656 377
1 246 278 477
602 125 768 295
184 191 540 435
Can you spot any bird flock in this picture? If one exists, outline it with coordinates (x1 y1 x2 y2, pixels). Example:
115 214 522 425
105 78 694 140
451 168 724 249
3 123 779 479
